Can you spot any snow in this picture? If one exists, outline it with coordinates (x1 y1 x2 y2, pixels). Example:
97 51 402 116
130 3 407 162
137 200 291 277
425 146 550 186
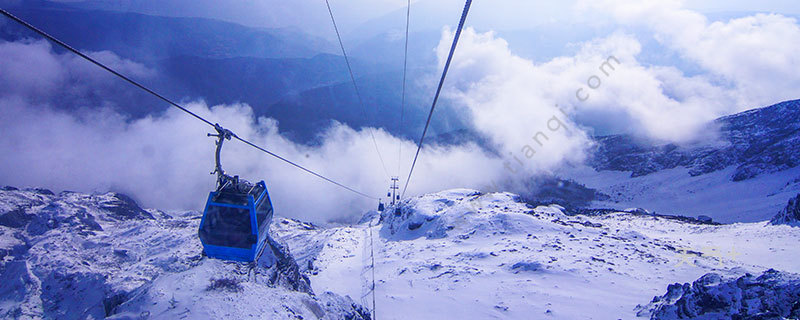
641 270 800 319
271 218 381 315
109 259 366 320
560 165 800 223
3 185 799 319
0 188 368 319
274 189 800 320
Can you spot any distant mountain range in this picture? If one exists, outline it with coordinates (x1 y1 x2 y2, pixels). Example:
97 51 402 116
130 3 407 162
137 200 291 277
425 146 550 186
1 4 331 60
567 99 800 222
424 99 800 222
0 3 468 143
590 99 800 182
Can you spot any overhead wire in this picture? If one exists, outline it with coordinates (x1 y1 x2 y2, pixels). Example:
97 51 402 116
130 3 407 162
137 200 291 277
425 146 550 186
6 6 480 317
398 0 411 177
401 0 473 198
0 8 215 128
0 8 378 201
324 0 391 179
233 136 378 200
367 217 378 320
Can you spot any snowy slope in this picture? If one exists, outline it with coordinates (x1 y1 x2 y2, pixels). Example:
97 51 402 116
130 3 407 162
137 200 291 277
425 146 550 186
590 99 800 182
0 187 369 320
570 99 800 223
3 186 797 319
272 219 372 304
560 165 800 223
273 189 800 320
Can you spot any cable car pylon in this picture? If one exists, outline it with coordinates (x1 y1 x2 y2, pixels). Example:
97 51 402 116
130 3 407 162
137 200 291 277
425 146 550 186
377 177 399 212
389 177 399 206
387 177 402 215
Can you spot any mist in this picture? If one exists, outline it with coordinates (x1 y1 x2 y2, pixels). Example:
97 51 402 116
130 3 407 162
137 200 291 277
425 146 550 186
3 0 800 223
0 40 509 224
0 99 506 224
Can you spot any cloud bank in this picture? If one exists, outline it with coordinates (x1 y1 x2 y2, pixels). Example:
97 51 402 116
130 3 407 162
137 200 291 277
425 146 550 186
443 0 800 145
576 0 800 134
0 40 505 223
3 0 800 223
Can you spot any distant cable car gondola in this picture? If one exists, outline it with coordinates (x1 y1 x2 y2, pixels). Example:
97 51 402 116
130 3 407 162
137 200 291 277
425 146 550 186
198 125 273 262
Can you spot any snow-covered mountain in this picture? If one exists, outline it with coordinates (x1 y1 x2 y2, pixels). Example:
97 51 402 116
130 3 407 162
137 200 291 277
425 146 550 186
590 100 800 182
420 100 800 222
2 186 798 319
0 187 369 319
274 189 800 320
563 100 800 223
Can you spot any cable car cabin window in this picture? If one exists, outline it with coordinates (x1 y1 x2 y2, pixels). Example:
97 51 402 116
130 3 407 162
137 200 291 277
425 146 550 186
212 184 266 206
212 192 250 206
255 195 273 233
199 205 253 249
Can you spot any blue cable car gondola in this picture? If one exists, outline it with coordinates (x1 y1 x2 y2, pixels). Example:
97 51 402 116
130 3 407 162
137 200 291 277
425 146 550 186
198 125 274 262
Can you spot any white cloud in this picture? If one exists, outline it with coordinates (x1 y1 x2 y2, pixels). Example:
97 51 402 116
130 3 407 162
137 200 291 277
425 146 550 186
566 33 735 142
437 28 593 175
438 26 737 162
0 99 505 223
4 0 800 222
0 40 505 223
442 0 800 145
0 40 155 106
0 40 65 97
579 0 800 110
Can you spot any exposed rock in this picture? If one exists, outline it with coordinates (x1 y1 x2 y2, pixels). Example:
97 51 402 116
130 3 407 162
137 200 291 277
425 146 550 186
519 176 610 210
0 187 366 319
262 236 313 294
771 194 800 225
591 99 800 181
97 193 154 221
639 270 800 319
0 207 33 228
568 207 720 226
510 261 544 273
697 215 713 224
26 188 54 196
